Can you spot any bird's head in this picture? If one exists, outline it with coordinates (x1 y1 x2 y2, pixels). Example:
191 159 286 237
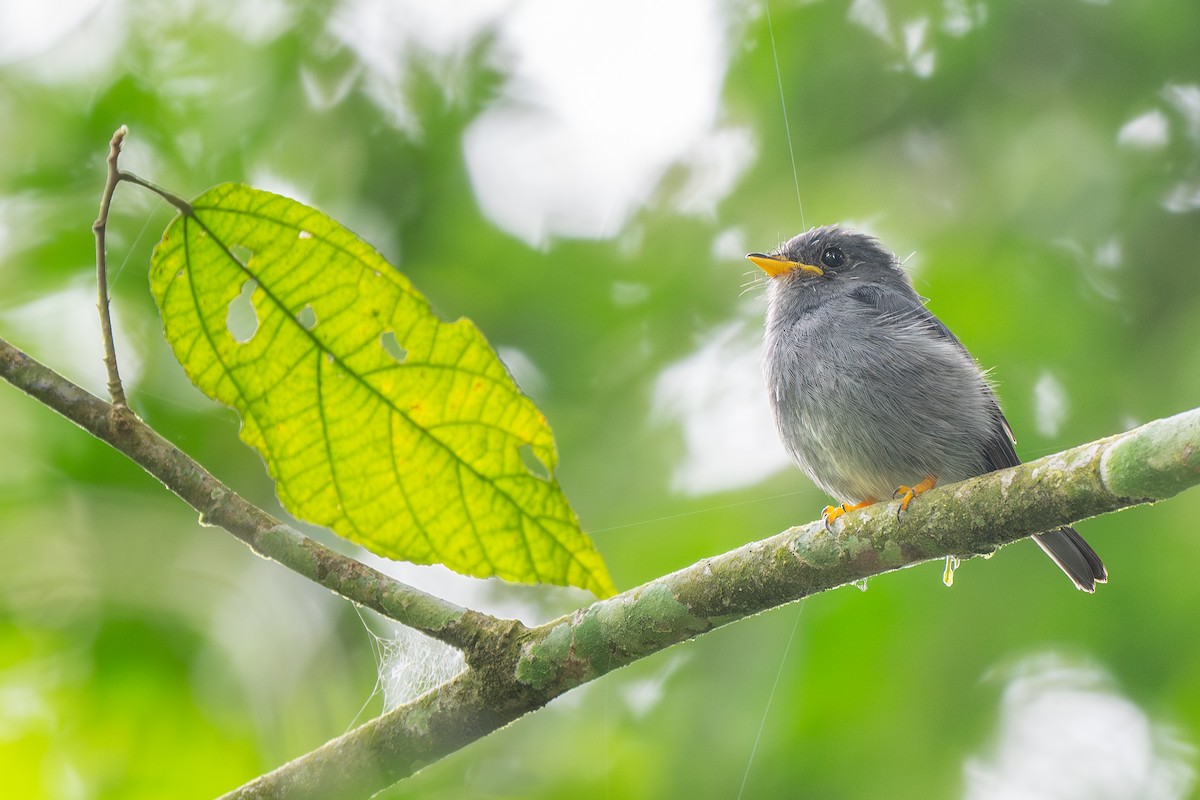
747 226 907 290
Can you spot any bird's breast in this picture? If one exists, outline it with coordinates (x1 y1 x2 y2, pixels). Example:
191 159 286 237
763 299 997 502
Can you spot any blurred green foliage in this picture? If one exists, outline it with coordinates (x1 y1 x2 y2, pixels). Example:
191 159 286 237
1 1 1199 799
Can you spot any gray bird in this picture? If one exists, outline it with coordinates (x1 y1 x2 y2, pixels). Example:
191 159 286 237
749 226 1107 591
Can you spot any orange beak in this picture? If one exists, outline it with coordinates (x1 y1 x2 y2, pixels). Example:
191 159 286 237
746 253 824 278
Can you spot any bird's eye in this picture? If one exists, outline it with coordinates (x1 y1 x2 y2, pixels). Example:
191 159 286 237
821 246 845 268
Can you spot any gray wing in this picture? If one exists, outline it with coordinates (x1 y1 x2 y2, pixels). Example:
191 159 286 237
845 284 1020 471
847 284 1107 591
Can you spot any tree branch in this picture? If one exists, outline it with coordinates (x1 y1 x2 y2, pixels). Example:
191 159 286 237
5 324 1197 797
218 406 1199 800
0 336 519 657
92 125 130 408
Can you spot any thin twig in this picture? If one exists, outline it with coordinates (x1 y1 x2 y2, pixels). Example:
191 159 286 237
90 126 194 412
92 125 130 407
118 169 194 215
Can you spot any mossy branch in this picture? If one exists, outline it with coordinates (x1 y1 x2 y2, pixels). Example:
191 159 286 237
3 332 1198 798
0 337 517 657
224 407 1199 800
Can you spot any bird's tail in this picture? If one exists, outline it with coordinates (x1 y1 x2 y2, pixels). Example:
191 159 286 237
1033 527 1108 592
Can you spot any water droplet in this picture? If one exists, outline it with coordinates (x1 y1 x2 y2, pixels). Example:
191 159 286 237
942 555 961 587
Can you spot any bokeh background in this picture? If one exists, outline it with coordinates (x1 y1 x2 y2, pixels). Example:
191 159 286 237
3 1 1200 798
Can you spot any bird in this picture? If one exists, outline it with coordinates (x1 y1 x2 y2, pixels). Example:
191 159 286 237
747 226 1107 591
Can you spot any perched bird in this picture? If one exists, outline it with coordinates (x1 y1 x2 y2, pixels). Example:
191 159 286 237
748 226 1107 591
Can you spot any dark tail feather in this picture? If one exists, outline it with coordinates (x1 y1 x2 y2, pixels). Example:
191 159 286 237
1033 527 1108 592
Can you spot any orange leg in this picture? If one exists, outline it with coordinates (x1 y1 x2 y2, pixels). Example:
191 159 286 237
892 474 938 520
822 497 877 530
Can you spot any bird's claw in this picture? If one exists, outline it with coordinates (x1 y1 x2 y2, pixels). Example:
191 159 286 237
822 498 877 531
822 504 847 532
892 475 938 522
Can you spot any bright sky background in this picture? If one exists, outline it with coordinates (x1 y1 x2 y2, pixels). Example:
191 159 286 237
332 0 749 246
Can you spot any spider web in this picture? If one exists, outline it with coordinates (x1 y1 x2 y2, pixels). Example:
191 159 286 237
354 608 467 717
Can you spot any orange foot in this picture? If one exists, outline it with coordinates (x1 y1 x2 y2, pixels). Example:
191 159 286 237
822 498 877 531
892 474 938 521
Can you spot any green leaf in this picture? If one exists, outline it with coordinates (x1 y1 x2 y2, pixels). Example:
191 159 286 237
149 184 615 597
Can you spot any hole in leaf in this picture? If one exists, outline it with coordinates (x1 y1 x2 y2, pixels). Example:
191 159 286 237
227 279 259 343
230 244 253 266
519 444 550 481
381 331 407 363
297 304 317 330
